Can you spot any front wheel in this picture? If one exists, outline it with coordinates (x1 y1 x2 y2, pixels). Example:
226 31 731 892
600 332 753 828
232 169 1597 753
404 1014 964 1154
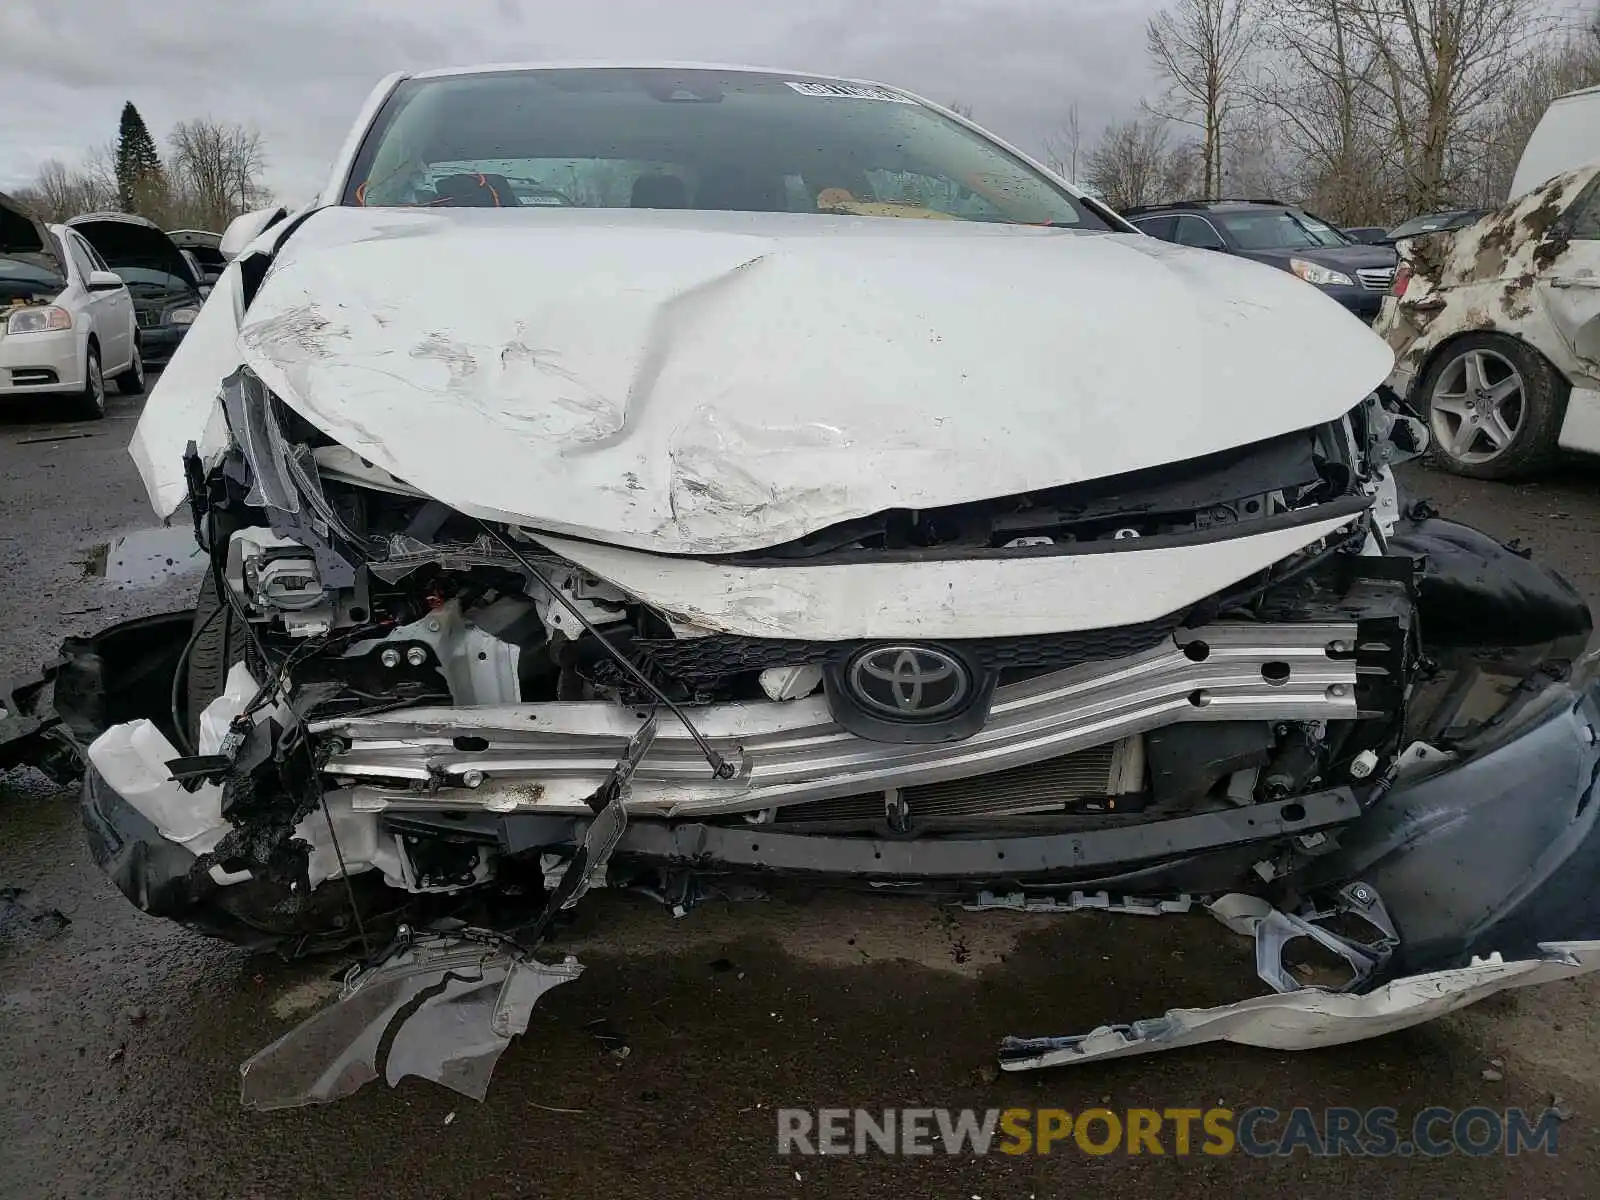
113 342 145 395
73 345 107 421
1420 334 1567 480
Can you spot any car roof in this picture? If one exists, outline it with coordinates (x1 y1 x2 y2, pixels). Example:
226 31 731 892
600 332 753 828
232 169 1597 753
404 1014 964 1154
1551 82 1600 103
1124 199 1298 216
406 61 898 87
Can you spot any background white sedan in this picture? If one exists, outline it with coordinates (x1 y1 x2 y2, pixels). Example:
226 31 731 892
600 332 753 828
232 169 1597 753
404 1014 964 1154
1 192 143 419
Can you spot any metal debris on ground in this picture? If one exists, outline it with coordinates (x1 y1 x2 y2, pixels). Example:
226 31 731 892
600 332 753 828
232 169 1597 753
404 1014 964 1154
16 432 95 445
963 890 1197 916
1210 883 1398 994
238 929 585 1109
999 940 1600 1071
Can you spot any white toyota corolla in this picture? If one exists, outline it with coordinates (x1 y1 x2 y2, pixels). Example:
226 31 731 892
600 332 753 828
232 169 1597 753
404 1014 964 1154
8 65 1600 1110
1 190 143 418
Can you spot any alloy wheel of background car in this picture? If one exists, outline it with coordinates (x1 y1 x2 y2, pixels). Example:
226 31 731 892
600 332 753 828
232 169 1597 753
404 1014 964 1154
77 347 107 421
114 343 145 395
1421 334 1567 480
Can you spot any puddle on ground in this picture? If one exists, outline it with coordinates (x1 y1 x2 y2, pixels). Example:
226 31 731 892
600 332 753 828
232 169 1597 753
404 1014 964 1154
88 526 207 588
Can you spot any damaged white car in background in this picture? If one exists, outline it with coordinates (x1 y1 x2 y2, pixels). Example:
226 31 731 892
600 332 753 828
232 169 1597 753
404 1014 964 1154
1376 165 1600 480
6 64 1600 1108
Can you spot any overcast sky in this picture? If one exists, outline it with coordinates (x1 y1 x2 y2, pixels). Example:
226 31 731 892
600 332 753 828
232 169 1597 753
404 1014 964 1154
0 0 1162 200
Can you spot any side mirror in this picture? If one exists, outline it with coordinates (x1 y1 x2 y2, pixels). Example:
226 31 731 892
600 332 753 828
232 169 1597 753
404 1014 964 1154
220 206 289 261
87 269 124 292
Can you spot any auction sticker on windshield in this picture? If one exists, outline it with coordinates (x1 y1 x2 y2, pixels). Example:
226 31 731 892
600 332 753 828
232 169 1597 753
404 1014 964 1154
785 80 914 102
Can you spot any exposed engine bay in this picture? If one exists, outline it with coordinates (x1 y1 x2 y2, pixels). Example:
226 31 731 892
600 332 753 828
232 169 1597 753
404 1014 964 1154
118 376 1458 918
10 356 1596 1108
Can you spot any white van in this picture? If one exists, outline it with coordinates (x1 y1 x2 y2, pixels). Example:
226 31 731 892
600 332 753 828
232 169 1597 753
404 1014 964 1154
1510 83 1600 199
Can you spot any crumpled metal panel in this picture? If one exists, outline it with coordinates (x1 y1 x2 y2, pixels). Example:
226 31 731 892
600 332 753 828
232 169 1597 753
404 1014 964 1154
202 205 1392 555
238 934 582 1110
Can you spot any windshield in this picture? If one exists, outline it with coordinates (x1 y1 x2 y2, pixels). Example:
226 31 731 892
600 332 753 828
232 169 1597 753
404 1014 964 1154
1387 210 1485 240
343 68 1109 228
113 265 193 292
0 252 65 301
1213 209 1349 250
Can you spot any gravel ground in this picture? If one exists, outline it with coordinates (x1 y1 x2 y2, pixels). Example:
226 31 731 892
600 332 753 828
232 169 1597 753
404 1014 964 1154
3 384 1599 1198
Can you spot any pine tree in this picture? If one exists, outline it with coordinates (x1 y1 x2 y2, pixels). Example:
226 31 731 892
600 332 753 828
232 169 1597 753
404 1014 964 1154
115 102 166 215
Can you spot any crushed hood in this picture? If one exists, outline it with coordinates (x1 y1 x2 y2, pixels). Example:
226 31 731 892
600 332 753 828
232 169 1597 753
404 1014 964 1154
200 207 1391 554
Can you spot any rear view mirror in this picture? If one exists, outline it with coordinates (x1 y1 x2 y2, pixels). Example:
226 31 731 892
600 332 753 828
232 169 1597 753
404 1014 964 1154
87 269 124 292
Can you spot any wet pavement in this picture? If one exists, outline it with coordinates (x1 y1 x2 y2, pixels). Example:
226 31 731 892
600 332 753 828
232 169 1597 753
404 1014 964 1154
4 385 1600 1198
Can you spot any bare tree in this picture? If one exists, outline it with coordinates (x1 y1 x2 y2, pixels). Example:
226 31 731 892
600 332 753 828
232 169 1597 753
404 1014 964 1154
80 142 120 210
1043 102 1084 183
1222 112 1294 201
1146 0 1257 199
1474 10 1600 201
12 152 119 221
948 100 976 119
1247 0 1396 223
15 161 87 222
167 118 270 230
1344 0 1548 211
1099 0 1588 221
1085 117 1194 209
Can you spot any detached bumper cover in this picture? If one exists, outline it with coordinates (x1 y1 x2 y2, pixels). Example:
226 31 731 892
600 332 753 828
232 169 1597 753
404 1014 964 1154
1002 667 1600 1069
1312 669 1600 971
1001 940 1600 1069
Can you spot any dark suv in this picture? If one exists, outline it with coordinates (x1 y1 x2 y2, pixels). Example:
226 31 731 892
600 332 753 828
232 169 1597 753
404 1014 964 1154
1122 199 1399 322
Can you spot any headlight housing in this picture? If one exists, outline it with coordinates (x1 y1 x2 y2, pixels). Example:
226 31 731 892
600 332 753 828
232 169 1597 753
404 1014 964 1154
6 305 73 334
1289 259 1355 287
166 305 200 326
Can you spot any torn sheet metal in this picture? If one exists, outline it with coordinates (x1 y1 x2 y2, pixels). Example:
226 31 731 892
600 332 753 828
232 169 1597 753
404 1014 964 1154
238 716 652 1110
1000 940 1600 1071
138 202 1391 547
964 890 1196 916
1211 883 1398 993
239 931 583 1110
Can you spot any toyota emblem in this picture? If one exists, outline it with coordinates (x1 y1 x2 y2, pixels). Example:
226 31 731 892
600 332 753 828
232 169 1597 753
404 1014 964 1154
846 645 972 719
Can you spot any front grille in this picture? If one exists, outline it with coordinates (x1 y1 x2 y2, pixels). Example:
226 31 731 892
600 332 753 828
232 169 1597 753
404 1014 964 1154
634 614 1183 688
9 368 59 386
772 743 1121 826
135 309 158 328
1356 267 1394 292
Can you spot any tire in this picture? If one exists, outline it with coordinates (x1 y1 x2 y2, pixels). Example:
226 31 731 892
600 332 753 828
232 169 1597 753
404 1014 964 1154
74 344 107 420
113 342 145 395
1419 333 1567 480
185 571 250 746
